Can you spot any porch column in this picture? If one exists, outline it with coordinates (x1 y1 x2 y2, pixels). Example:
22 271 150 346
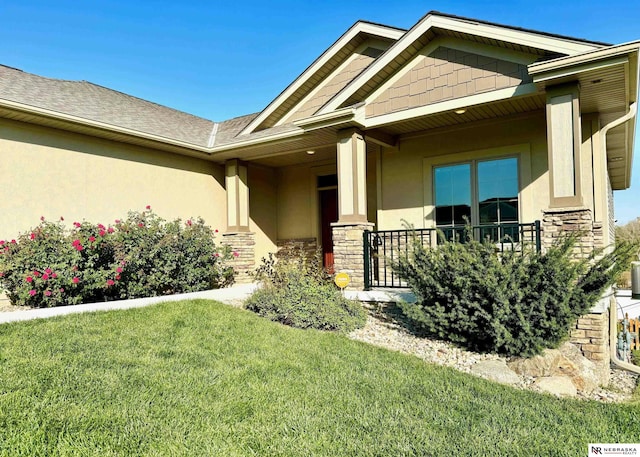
337 128 368 223
223 159 255 283
545 83 583 208
333 128 373 290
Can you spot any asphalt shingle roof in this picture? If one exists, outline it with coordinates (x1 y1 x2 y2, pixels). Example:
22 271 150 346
0 65 217 147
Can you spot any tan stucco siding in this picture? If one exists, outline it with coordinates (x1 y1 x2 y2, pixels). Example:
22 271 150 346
0 118 226 239
248 164 278 263
377 115 549 231
276 164 317 240
366 46 531 118
285 50 378 123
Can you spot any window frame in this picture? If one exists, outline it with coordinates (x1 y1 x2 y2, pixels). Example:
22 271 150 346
423 144 530 230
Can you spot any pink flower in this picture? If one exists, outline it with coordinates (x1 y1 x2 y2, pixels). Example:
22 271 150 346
73 222 81 228
97 223 105 230
72 277 80 284
215 229 219 233
145 205 151 210
116 267 123 273
51 273 58 279
60 216 64 221
115 219 121 224
75 244 84 251
99 230 106 237
33 271 41 277
88 236 96 242
0 272 4 277
30 232 36 240
59 288 65 293
186 220 192 227
0 240 5 245
10 240 16 244
42 274 49 280
44 290 52 297
72 265 78 271
40 216 45 221
106 279 115 286
120 260 126 266
233 251 239 257
26 276 33 283
214 253 220 257
28 290 36 296
72 239 80 246
107 227 114 233
138 223 144 228
115 274 121 280
45 268 52 274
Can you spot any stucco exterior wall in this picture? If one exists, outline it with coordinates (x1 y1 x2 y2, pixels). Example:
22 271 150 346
0 118 226 239
377 114 549 230
248 164 278 264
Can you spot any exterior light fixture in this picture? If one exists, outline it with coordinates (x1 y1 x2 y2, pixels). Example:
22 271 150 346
306 150 315 155
454 108 466 115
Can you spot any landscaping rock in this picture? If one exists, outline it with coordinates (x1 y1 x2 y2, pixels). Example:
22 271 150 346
507 342 599 393
470 360 521 385
534 376 578 397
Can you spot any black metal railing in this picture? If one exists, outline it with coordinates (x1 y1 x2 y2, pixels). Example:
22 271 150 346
363 221 541 290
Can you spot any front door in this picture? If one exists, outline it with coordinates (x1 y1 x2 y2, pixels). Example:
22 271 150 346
319 188 338 273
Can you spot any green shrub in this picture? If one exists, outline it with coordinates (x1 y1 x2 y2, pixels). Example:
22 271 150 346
245 250 366 333
0 209 234 307
394 231 636 357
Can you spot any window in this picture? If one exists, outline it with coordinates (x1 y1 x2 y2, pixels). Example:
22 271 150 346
434 157 519 241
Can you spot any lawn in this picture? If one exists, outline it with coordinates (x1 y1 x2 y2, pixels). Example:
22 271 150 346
0 300 638 456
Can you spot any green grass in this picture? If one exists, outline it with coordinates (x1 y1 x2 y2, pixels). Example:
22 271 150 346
0 300 638 456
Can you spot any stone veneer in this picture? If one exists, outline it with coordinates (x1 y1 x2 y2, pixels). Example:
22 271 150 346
542 207 595 257
331 222 374 291
221 232 255 284
276 238 318 260
542 207 610 384
570 311 611 385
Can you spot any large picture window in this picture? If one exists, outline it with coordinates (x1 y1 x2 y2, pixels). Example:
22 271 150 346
434 157 519 241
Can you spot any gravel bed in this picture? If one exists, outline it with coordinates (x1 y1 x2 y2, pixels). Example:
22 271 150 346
349 308 638 403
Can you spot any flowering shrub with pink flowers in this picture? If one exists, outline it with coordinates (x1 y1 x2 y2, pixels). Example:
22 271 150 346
0 208 234 307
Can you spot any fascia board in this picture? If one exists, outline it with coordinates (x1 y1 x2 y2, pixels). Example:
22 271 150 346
0 97 307 157
238 22 404 136
529 42 640 76
532 56 629 84
430 16 601 56
361 83 538 129
0 98 212 153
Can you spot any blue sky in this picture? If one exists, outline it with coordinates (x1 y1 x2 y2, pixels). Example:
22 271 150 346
2 0 639 224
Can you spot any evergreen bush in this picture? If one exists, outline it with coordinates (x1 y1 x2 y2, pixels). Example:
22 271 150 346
0 209 234 307
245 250 366 333
394 231 636 357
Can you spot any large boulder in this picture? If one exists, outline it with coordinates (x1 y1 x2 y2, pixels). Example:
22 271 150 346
470 360 521 386
534 376 578 397
508 342 599 393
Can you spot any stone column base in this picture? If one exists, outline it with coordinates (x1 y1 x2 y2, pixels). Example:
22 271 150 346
222 232 255 284
332 222 374 291
542 208 594 257
569 310 611 385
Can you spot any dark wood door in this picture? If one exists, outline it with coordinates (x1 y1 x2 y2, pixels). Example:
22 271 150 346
320 188 338 273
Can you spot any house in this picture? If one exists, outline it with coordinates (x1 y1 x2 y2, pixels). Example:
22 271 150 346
1 12 638 380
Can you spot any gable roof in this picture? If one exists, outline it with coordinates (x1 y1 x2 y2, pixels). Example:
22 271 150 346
238 20 405 135
317 11 605 115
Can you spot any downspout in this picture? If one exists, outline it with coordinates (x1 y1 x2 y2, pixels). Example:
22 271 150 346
609 299 640 374
601 101 640 374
